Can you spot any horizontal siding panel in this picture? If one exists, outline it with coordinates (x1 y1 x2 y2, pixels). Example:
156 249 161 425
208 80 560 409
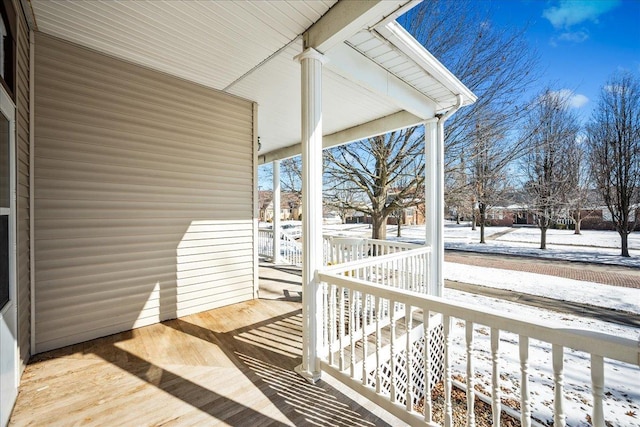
36 92 252 147
36 70 252 132
37 282 254 338
34 33 255 353
36 250 252 280
33 201 252 220
36 116 252 159
35 137 251 174
36 182 252 204
35 231 252 253
36 290 254 354
34 219 252 239
38 277 254 325
36 158 252 188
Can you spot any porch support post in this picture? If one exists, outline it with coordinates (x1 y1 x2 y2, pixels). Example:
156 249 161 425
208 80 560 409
272 160 281 264
424 119 443 296
295 47 326 383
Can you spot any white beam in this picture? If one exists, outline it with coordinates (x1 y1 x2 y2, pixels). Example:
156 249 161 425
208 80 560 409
258 110 423 164
326 43 437 119
272 160 281 264
294 47 326 384
424 119 441 296
304 0 409 53
375 21 477 107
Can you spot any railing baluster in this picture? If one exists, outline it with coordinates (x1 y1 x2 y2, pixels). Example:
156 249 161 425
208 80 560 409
362 292 368 386
551 344 566 426
368 292 374 327
405 304 413 411
491 328 501 427
349 289 356 379
466 321 476 427
519 335 531 427
323 282 329 361
443 315 453 427
390 301 397 403
591 354 605 427
403 256 408 291
423 310 432 423
375 296 382 394
328 284 336 366
339 286 345 371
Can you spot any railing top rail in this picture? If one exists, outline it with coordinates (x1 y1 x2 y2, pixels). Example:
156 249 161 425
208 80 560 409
318 271 640 365
322 246 431 273
322 235 421 249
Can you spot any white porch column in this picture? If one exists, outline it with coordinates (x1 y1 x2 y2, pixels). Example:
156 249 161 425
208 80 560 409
424 119 443 296
272 160 281 264
295 47 326 383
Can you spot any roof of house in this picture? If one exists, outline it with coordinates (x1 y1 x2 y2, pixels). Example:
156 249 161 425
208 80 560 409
29 0 475 161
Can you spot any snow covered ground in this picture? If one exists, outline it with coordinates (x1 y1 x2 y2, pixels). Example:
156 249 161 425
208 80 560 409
318 221 640 425
323 222 640 268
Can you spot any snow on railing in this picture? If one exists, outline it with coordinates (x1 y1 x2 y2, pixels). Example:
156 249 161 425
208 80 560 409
258 228 302 265
318 260 640 427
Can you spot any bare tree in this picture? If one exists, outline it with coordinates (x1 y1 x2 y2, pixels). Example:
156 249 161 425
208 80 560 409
401 0 538 173
468 107 522 243
586 72 640 257
523 89 580 249
324 183 359 224
324 129 424 239
280 157 303 217
565 137 593 234
445 152 470 224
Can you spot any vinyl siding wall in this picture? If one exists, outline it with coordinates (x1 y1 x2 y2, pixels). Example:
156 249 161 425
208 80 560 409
34 33 255 353
16 0 31 371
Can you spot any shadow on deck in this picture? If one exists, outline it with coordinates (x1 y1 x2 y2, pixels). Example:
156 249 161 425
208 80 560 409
10 263 396 426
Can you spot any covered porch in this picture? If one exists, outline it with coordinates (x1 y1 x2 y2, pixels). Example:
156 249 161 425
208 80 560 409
3 1 638 427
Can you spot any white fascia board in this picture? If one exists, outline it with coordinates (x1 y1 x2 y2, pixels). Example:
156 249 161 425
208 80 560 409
305 0 413 53
326 42 437 119
375 21 477 108
258 110 423 164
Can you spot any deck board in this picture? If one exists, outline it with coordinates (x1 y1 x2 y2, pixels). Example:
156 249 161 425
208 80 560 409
10 265 395 426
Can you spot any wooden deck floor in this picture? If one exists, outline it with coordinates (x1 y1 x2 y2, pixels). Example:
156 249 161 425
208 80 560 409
10 264 396 426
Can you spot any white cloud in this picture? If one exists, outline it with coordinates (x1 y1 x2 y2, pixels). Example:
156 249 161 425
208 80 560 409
568 93 589 108
543 0 620 29
557 30 589 43
549 89 589 108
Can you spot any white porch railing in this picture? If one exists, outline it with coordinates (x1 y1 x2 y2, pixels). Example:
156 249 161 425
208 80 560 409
318 253 640 427
259 231 421 267
258 228 302 265
322 235 420 266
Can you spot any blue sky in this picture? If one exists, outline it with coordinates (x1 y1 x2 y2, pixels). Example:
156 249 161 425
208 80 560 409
484 0 639 122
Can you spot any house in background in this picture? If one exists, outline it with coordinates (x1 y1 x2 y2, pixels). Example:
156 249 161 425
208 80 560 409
1 0 477 424
258 190 302 222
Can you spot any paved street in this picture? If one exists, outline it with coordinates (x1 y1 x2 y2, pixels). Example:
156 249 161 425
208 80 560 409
445 250 640 288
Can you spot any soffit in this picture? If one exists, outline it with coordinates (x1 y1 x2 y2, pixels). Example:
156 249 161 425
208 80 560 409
30 0 336 91
29 0 475 159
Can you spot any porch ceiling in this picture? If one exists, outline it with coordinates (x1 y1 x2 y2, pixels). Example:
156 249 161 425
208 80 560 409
28 0 475 161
